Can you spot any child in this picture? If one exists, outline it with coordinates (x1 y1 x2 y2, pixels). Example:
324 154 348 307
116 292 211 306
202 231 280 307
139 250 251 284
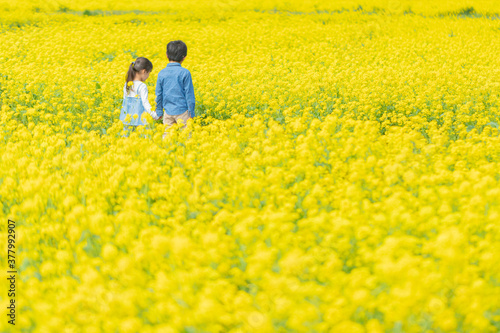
120 57 160 134
155 40 196 139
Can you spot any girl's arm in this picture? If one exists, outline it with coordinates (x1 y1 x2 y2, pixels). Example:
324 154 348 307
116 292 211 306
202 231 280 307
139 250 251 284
138 83 160 120
121 84 128 112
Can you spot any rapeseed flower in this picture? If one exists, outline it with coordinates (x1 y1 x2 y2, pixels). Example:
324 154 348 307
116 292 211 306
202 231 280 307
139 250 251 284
1 1 500 332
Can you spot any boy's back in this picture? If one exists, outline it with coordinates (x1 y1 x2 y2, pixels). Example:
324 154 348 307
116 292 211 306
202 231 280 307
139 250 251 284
155 40 195 121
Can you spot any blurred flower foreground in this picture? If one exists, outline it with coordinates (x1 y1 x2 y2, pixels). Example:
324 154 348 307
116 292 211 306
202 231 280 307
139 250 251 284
1 0 500 332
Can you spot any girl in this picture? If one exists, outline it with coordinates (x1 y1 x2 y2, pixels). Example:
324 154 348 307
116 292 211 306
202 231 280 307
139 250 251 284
120 57 160 132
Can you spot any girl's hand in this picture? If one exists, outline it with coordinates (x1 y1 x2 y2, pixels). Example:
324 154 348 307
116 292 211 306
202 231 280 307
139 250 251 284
150 111 161 121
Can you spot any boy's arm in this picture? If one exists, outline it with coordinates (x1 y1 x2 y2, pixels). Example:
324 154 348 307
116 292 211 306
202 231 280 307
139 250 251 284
184 71 196 118
155 76 163 119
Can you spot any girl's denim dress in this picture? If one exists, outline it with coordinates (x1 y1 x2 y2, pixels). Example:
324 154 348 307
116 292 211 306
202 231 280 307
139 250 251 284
120 95 148 136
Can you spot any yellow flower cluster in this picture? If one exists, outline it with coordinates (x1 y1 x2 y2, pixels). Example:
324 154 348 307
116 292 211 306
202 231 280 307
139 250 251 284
2 0 499 30
1 1 500 332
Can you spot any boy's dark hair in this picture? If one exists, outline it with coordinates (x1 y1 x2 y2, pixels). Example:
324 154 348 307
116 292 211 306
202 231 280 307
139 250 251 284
167 40 187 62
125 57 153 93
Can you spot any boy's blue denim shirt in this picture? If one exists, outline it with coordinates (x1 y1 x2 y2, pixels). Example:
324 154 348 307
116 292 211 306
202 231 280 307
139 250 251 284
155 62 196 118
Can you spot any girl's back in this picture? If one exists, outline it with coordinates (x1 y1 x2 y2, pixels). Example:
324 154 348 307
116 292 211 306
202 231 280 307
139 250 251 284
120 57 159 127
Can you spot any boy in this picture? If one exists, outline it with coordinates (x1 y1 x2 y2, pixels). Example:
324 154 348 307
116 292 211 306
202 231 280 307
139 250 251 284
155 40 195 138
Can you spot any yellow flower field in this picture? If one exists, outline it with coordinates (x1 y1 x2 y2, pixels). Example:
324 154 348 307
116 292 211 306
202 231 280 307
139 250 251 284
1 1 500 332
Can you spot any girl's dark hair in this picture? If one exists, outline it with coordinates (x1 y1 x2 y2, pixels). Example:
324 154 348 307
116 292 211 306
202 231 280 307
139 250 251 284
167 40 187 62
125 57 153 93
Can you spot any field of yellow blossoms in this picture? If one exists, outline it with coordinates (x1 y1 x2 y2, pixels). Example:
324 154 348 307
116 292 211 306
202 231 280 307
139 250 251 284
1 0 500 332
